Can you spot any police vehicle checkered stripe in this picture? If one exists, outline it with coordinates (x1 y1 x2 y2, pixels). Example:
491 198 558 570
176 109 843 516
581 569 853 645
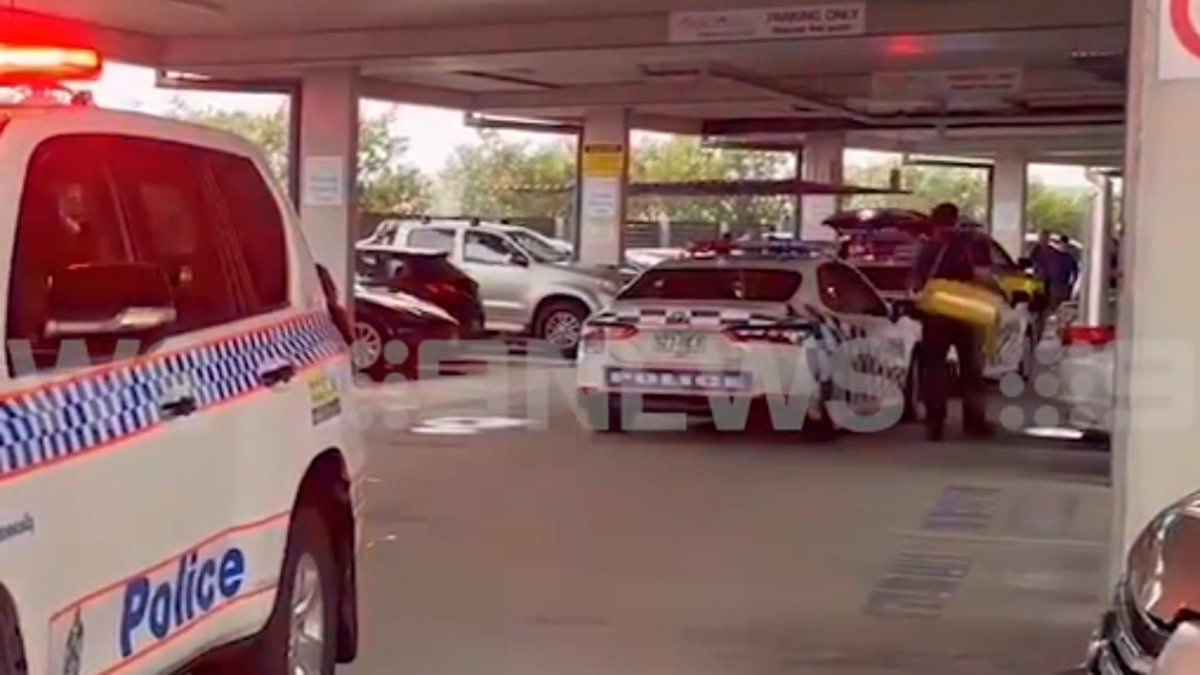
593 308 782 328
0 314 345 477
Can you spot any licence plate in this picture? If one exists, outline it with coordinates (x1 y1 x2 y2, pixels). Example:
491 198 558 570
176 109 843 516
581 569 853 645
653 331 707 356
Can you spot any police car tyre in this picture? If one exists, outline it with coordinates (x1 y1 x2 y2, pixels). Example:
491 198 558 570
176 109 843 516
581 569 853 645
902 350 922 423
580 393 624 433
535 300 588 356
0 604 26 675
255 507 339 675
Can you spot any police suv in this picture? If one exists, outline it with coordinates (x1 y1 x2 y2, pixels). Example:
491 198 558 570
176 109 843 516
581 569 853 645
576 242 923 435
0 47 364 674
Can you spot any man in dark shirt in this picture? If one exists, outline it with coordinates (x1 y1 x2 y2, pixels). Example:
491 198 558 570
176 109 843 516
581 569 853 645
911 203 993 442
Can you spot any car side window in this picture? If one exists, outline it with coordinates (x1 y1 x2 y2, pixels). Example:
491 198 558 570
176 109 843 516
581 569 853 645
465 231 519 265
205 151 289 312
108 137 240 334
817 263 888 317
7 136 136 373
406 228 455 254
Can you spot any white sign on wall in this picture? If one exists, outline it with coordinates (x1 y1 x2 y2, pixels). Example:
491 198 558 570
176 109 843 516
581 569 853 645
872 68 1024 99
302 156 346 207
580 178 622 265
1161 0 1200 79
669 3 866 44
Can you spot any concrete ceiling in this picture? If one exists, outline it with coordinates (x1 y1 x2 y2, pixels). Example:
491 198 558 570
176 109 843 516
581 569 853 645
5 0 1131 161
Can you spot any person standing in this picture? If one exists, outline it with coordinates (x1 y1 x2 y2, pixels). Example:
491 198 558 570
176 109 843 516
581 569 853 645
911 203 995 442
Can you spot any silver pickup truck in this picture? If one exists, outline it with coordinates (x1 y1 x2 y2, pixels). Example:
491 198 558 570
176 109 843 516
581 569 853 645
361 219 620 352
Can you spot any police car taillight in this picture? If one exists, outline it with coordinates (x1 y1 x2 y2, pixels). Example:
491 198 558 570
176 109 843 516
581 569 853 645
582 324 638 345
0 44 102 84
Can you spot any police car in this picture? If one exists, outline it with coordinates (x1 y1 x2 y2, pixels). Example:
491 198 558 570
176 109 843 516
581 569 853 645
0 46 364 675
576 242 923 435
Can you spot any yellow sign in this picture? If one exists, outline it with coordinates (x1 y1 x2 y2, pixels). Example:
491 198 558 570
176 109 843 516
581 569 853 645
582 143 625 178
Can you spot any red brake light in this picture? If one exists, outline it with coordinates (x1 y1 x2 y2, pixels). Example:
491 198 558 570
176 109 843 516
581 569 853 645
582 325 638 344
0 44 102 84
1062 325 1115 347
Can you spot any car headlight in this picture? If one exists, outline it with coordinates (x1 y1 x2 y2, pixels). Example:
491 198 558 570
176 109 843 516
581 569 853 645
600 279 619 295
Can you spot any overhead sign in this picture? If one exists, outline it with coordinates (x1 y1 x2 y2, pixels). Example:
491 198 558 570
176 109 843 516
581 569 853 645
872 68 1024 99
1161 0 1200 79
669 3 866 44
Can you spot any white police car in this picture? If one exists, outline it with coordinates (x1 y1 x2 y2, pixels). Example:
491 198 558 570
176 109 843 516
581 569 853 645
0 46 364 675
576 244 923 435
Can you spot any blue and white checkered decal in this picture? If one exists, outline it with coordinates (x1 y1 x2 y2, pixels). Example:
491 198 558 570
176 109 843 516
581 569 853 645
0 313 345 478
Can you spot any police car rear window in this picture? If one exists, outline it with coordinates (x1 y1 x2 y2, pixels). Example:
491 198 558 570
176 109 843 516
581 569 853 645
620 269 801 302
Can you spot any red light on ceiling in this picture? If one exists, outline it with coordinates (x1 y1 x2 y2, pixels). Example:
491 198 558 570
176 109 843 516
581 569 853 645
0 44 103 84
886 36 925 57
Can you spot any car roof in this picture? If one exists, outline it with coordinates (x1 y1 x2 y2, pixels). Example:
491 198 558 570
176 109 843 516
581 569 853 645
356 244 447 257
652 256 826 273
0 104 269 163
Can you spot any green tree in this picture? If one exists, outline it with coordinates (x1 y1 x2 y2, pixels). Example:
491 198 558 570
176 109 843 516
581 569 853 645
439 131 575 219
1027 180 1087 240
845 161 989 221
629 136 793 231
169 102 431 215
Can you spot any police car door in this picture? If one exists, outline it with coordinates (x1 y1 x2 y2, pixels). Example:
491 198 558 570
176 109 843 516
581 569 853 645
814 262 916 411
42 135 298 674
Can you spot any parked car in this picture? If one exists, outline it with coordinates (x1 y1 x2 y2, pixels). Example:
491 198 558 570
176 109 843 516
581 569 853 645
369 219 621 353
1071 489 1200 675
353 285 460 380
828 209 1044 379
355 244 485 336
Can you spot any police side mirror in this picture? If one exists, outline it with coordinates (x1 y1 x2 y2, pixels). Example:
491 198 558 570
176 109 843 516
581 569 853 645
508 253 530 267
45 263 177 339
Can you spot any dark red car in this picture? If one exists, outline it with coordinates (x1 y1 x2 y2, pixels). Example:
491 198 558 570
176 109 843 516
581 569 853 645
355 245 485 336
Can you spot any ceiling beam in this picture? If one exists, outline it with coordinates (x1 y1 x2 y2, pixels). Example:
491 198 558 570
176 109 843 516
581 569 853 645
359 77 472 109
160 0 1127 70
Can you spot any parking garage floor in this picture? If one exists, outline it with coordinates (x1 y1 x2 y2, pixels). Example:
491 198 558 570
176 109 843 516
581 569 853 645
346 362 1111 675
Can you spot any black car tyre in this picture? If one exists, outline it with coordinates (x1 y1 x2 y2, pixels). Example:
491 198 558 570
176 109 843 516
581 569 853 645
535 300 588 357
254 507 340 675
902 348 923 423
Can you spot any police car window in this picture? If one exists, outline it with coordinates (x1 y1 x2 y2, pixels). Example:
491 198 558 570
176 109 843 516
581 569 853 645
206 152 289 312
620 268 802 301
109 138 240 334
817 263 888 317
406 228 455 254
465 231 517 264
7 136 134 373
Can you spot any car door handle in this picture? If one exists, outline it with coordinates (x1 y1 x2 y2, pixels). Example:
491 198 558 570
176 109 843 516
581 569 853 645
159 395 198 419
258 363 297 387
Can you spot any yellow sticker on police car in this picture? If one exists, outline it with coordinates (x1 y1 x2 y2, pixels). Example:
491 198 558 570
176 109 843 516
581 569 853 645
308 370 342 425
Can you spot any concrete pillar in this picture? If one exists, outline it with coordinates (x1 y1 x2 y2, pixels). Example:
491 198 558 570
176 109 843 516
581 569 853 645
1080 175 1116 328
990 154 1027 257
1111 0 1200 563
298 67 360 305
799 133 845 241
577 108 629 266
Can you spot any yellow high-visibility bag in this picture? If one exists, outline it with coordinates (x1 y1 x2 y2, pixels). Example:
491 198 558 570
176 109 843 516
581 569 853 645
915 278 1004 330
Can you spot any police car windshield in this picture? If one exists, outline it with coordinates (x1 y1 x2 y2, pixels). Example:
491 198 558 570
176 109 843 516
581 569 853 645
620 268 802 302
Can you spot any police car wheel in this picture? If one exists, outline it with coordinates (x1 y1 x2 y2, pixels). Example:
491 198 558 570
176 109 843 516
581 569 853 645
256 507 339 675
0 606 26 675
580 393 624 432
902 352 923 423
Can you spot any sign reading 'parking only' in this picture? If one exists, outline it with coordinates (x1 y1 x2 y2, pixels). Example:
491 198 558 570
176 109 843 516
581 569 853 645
1161 0 1200 79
